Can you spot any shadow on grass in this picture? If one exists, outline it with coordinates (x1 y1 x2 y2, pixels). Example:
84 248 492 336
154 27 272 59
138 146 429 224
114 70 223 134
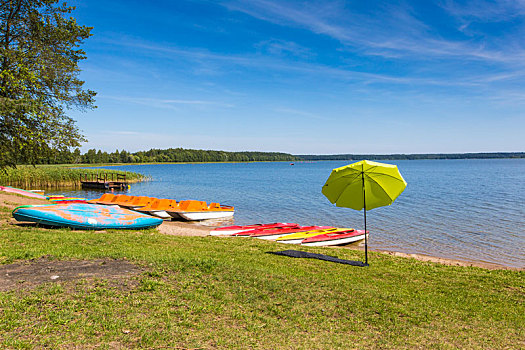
267 250 368 267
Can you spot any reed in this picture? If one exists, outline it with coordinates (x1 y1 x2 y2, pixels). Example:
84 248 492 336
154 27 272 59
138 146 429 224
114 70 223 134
0 166 147 189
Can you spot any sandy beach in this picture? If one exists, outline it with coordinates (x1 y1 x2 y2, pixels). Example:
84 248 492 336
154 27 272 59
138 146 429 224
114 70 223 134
2 192 521 271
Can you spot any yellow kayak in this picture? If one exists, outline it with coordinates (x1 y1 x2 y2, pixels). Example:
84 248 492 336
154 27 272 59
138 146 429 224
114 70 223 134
275 227 353 244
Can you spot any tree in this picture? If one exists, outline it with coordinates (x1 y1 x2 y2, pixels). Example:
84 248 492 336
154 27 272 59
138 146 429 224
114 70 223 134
0 0 95 169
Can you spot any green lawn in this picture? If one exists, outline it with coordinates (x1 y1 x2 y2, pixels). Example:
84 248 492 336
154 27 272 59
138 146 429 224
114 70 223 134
0 225 523 349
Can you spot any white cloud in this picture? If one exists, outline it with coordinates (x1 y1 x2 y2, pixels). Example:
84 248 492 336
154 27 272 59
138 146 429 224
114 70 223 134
222 0 525 66
439 0 525 21
273 107 328 120
96 34 515 89
101 95 235 110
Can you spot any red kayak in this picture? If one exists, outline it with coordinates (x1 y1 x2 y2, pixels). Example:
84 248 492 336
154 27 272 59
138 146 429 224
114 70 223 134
210 222 298 236
232 224 303 237
247 225 334 240
301 230 368 246
49 199 89 204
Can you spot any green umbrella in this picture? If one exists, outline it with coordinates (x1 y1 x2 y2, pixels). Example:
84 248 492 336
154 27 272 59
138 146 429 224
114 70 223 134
322 160 407 265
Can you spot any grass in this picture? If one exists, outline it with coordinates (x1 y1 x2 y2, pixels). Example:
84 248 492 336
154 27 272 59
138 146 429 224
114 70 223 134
0 165 147 189
0 221 523 349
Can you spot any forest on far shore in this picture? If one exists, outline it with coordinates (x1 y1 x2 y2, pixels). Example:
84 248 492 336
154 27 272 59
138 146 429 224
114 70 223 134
37 148 300 164
27 148 524 165
297 152 525 161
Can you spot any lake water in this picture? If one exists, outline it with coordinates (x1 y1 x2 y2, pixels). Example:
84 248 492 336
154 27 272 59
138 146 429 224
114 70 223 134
49 159 525 268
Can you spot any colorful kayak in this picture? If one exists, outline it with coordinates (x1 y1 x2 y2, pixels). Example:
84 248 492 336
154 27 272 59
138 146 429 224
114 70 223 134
210 222 298 236
49 199 89 204
12 203 163 230
48 196 86 201
48 196 87 204
0 186 47 199
231 224 302 237
249 226 334 240
301 230 368 246
275 227 354 244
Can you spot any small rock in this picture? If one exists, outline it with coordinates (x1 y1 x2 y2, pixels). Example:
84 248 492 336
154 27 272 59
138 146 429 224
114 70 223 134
50 275 60 280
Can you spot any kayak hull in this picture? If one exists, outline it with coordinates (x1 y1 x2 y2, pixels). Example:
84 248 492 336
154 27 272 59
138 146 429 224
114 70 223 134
251 226 334 240
175 211 234 221
301 231 368 246
210 223 297 236
12 203 163 230
143 210 172 219
0 186 47 200
275 228 352 244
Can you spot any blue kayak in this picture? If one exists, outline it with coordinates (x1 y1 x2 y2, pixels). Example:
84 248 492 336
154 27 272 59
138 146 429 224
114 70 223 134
12 203 163 230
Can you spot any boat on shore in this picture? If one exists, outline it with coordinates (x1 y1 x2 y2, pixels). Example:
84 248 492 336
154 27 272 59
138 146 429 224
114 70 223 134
0 186 48 200
275 227 354 244
249 225 334 240
48 195 87 204
301 230 368 246
12 203 163 230
135 198 179 219
210 222 298 236
88 194 133 206
231 224 302 237
88 194 234 221
118 196 156 210
166 200 234 221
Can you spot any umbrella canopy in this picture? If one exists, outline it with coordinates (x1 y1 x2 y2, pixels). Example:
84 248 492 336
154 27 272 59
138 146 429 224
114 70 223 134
322 160 407 265
322 160 407 210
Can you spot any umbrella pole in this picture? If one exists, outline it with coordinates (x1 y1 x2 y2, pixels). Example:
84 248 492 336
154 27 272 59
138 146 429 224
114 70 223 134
362 169 368 266
364 207 368 265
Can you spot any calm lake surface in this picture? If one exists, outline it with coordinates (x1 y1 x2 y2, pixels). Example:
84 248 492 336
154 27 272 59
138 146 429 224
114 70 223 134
50 159 525 268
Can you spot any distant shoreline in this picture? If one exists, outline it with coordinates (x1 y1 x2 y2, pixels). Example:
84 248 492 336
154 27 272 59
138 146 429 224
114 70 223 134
295 152 525 161
52 152 525 168
24 150 525 168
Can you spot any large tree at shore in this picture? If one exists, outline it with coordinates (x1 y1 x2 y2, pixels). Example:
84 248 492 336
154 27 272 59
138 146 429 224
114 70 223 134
0 0 95 169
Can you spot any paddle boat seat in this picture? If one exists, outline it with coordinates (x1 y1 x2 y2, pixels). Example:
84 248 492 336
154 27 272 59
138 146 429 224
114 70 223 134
98 194 134 206
119 196 156 209
87 193 115 204
177 200 208 211
208 202 234 212
137 199 178 212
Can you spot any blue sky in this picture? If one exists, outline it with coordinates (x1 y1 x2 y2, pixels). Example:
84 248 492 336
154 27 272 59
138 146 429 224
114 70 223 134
68 0 525 154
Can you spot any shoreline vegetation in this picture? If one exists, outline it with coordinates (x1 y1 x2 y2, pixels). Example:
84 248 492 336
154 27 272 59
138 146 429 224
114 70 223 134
0 166 148 189
297 151 525 161
20 147 525 166
0 191 523 348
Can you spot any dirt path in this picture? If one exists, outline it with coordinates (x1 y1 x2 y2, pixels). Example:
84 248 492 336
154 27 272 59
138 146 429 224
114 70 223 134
0 256 142 292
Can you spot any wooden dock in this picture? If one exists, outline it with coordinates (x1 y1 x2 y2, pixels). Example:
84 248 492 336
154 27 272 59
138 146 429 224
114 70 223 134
80 173 129 190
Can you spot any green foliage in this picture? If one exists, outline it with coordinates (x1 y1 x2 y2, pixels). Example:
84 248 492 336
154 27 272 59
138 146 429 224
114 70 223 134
0 0 95 169
0 165 146 188
29 147 300 164
297 152 525 160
